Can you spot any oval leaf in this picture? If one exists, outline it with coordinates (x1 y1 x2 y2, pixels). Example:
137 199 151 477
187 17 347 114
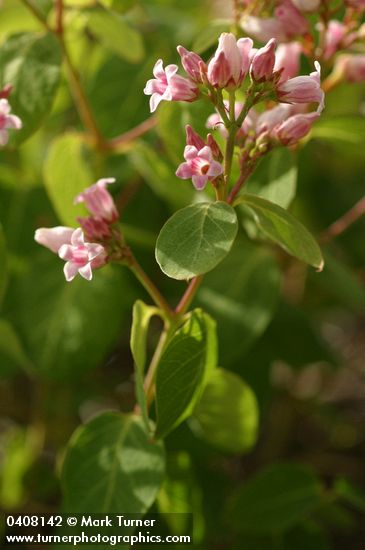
156 202 238 280
62 412 165 513
0 32 61 145
43 132 92 226
238 194 324 270
229 463 323 534
191 368 259 454
155 309 217 439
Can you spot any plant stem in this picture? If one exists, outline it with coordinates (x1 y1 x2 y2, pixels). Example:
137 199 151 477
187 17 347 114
59 41 105 149
55 0 64 35
144 323 173 408
106 116 157 150
128 255 175 320
20 0 52 31
320 195 365 243
175 275 204 316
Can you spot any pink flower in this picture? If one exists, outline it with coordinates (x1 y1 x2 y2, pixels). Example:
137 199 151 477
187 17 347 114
144 59 198 113
207 33 253 89
250 38 276 82
274 42 302 82
0 98 22 145
58 228 106 282
334 54 365 82
291 0 321 10
275 0 309 37
273 112 319 145
74 178 118 223
34 226 74 253
0 84 13 99
175 145 223 190
277 62 324 113
323 20 346 60
241 16 287 43
177 46 207 83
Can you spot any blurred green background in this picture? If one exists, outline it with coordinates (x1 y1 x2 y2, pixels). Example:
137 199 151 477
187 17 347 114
1 0 365 548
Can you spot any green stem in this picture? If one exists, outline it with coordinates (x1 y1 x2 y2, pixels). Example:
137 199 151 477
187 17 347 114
20 0 52 31
175 275 204 316
144 323 174 408
128 255 174 321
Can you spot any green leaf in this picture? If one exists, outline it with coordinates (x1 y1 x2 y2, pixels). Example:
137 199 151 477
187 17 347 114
156 102 187 165
238 194 324 270
62 412 165 513
130 300 160 431
192 20 230 53
155 309 217 439
229 463 323 534
14 260 133 379
0 319 32 377
87 10 144 63
43 133 92 226
0 32 61 145
246 149 297 209
156 202 238 280
191 369 259 454
198 237 281 365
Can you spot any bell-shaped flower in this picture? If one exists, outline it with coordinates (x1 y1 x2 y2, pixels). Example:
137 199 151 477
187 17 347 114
175 145 223 190
144 59 198 113
74 178 118 223
273 112 319 145
58 228 106 282
34 226 74 253
277 62 324 113
207 33 253 89
0 98 22 145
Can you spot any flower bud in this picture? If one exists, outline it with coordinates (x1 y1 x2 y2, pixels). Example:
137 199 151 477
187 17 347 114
273 112 319 145
74 178 118 223
323 20 346 60
185 124 206 150
177 46 207 83
250 38 276 82
207 33 252 89
207 133 223 161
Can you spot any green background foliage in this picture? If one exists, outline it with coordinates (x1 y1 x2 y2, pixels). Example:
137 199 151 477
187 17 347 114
0 0 365 548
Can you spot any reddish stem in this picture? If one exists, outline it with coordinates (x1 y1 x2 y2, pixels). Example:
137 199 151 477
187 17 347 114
320 195 365 244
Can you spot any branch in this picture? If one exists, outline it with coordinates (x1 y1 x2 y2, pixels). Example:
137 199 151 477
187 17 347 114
320 195 365 243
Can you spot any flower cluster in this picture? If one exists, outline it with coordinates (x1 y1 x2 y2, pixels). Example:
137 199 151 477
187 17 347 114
241 1 365 84
145 32 324 192
35 179 121 282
